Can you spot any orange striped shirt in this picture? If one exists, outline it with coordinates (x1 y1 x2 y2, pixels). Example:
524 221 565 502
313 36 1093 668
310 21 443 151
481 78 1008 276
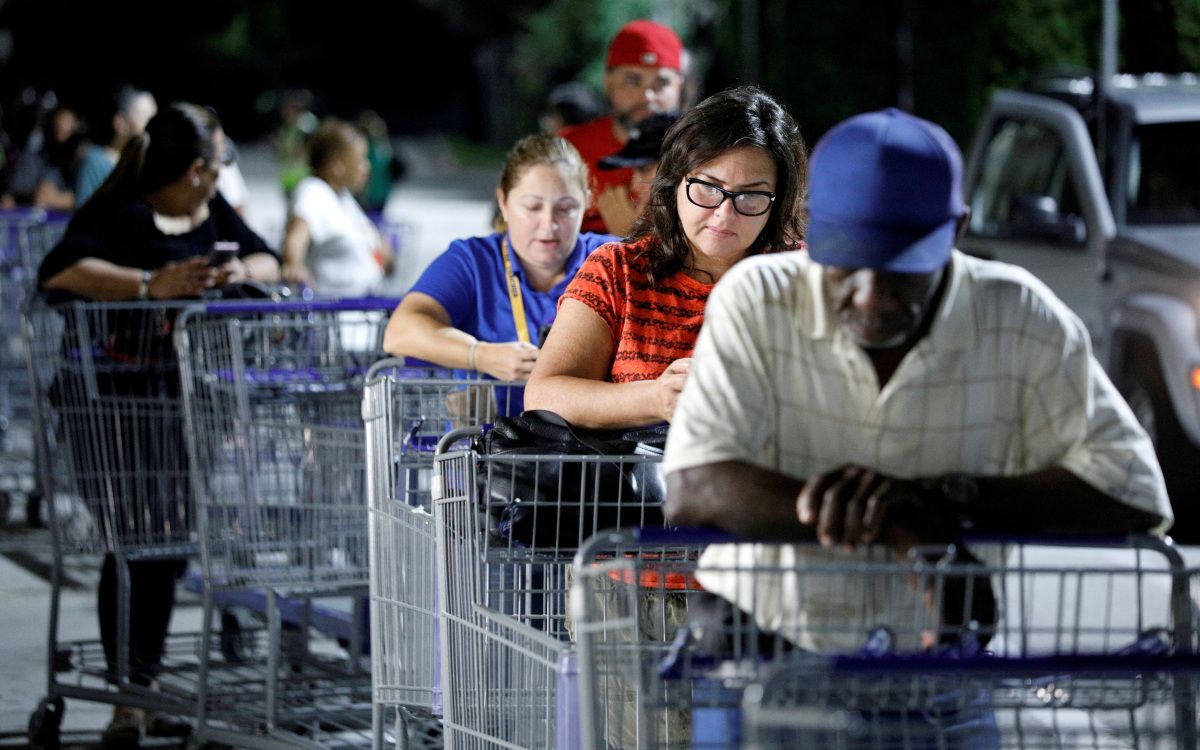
561 236 714 383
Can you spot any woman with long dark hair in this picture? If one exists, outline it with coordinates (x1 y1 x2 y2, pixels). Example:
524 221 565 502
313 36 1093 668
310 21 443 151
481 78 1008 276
526 86 807 427
40 102 278 298
37 102 279 746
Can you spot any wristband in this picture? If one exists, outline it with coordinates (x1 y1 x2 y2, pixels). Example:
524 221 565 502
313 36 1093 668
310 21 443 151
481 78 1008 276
467 340 479 371
137 270 152 300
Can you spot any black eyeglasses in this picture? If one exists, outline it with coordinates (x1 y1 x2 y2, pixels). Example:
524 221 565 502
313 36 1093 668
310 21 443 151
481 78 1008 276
685 177 775 217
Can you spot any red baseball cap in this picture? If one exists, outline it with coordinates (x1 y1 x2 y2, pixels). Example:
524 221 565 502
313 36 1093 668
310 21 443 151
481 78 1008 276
607 20 682 71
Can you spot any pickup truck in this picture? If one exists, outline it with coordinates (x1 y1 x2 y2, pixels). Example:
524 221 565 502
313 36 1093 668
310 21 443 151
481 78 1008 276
959 71 1200 540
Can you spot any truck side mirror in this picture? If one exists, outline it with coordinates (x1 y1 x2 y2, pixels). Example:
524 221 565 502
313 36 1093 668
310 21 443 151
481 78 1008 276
1010 194 1087 245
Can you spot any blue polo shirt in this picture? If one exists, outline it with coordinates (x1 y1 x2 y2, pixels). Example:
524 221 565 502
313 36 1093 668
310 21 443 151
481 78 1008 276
411 231 615 343
408 230 616 412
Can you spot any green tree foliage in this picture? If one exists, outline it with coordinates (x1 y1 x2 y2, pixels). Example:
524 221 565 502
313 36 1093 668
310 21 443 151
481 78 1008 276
1181 0 1200 70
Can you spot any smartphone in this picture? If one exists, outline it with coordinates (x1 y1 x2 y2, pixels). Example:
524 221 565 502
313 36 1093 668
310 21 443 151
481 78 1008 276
209 241 240 266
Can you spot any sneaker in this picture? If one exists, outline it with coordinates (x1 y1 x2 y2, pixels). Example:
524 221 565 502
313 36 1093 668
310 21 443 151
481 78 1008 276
100 707 143 750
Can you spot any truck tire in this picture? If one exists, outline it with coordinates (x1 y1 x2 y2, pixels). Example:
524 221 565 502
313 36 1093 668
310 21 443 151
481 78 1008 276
1124 342 1200 542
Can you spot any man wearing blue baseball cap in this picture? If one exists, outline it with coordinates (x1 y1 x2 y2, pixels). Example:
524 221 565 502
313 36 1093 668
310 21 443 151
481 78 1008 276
666 106 1167 545
660 109 1171 742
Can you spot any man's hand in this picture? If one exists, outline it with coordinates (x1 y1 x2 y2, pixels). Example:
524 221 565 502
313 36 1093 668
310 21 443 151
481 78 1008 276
475 341 539 381
797 465 994 646
796 465 956 553
595 185 638 237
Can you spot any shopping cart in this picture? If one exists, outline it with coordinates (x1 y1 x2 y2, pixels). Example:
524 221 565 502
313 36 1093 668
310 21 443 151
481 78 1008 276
573 528 1198 749
432 426 668 749
23 295 205 749
0 208 67 524
174 298 398 749
363 359 522 750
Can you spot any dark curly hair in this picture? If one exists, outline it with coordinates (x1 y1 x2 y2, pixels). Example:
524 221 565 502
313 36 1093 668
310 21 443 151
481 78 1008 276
631 86 807 281
308 117 364 172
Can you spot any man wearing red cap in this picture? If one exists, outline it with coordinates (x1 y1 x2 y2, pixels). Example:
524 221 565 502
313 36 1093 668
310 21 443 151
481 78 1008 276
561 19 685 234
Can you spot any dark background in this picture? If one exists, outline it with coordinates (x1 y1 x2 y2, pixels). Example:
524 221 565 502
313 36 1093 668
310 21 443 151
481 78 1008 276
1 0 1196 151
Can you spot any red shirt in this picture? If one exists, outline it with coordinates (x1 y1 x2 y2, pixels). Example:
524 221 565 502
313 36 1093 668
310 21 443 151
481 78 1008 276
560 236 713 383
560 116 631 235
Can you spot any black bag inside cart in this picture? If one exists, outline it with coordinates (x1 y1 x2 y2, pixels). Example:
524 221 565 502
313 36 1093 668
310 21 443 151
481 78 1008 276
472 410 666 547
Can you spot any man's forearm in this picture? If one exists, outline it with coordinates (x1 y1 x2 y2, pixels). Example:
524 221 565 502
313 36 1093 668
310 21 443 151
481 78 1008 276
665 461 815 540
969 467 1162 535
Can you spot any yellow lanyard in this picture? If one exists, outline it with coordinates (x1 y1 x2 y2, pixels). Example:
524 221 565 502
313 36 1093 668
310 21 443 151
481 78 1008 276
500 236 531 344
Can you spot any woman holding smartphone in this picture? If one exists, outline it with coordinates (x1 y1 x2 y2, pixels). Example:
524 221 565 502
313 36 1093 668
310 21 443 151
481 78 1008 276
39 102 279 300
37 102 279 747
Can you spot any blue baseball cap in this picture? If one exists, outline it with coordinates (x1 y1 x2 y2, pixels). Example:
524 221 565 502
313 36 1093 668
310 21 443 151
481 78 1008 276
807 108 965 274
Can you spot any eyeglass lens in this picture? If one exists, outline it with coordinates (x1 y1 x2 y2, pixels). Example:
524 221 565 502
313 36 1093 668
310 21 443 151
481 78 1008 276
686 179 773 216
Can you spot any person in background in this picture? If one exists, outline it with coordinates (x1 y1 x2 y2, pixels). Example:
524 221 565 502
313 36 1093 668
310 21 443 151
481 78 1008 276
38 102 279 747
561 19 685 234
525 86 806 429
384 134 615 387
540 82 605 134
215 137 250 214
1 104 84 210
356 109 404 216
280 118 392 297
594 111 679 237
75 85 158 205
275 88 318 198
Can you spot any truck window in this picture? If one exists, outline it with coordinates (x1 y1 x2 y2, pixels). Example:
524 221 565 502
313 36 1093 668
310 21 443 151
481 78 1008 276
968 118 1086 244
1127 121 1200 225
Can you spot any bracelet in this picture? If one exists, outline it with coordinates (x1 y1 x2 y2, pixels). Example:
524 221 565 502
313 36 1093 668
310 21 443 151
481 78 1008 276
467 340 480 371
137 270 152 300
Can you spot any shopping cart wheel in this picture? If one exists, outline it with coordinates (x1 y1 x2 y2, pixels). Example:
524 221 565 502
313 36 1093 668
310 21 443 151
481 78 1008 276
27 695 64 750
219 607 258 663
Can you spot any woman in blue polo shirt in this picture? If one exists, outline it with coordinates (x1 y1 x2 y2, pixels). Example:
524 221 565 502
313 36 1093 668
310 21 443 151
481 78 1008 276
383 134 614 381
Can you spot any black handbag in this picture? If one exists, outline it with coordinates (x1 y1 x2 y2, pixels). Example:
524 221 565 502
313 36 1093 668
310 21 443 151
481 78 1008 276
472 410 667 547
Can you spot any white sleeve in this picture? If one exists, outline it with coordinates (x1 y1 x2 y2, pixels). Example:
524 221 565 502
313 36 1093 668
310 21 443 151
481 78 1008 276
290 179 333 244
1023 306 1172 529
664 262 779 476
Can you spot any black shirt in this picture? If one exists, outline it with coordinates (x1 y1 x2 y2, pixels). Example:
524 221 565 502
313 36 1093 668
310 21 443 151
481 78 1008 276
38 192 277 287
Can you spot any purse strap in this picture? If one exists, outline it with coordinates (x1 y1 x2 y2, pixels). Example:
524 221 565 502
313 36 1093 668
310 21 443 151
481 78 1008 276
520 409 623 454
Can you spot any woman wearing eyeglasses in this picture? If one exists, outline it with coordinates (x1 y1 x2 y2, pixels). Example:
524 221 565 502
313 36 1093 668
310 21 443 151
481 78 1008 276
526 86 807 428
